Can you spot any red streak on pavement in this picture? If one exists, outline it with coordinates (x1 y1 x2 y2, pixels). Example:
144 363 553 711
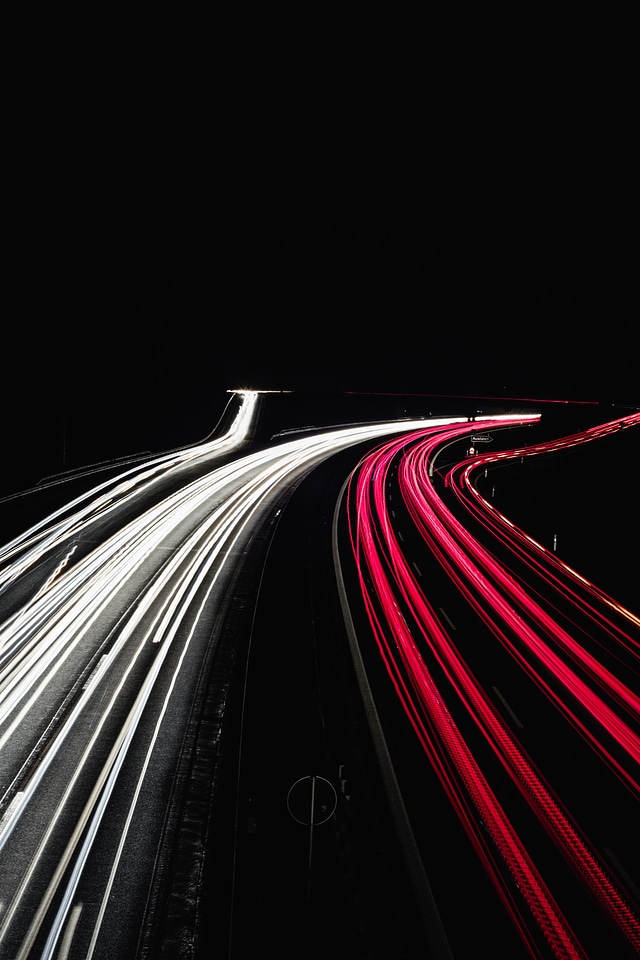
347 412 640 958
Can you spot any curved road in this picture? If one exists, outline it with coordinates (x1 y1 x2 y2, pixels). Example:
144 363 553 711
0 391 461 959
339 410 640 959
2 394 636 959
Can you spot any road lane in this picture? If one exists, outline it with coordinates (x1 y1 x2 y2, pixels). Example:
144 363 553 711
341 412 640 959
1 392 449 959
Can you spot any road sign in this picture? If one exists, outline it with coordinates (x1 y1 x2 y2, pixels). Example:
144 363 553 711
471 434 492 442
287 775 337 826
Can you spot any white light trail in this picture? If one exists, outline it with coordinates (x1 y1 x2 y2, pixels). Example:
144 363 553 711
2 391 513 957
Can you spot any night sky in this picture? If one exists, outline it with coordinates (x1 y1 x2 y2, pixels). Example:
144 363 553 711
5 34 638 497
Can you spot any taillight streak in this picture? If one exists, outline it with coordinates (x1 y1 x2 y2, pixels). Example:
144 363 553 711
347 415 640 958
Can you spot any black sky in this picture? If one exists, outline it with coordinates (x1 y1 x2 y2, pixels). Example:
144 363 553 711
5 29 638 495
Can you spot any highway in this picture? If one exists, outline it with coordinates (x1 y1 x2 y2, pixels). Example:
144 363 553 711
0 392 638 959
339 410 640 959
0 390 480 960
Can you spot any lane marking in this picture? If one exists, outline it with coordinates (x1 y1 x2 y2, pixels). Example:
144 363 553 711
83 656 108 689
0 792 24 834
57 903 82 960
604 848 640 903
492 686 524 728
439 607 456 631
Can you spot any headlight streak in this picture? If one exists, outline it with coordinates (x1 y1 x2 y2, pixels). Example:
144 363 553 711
346 414 640 959
0 392 453 958
21 472 285 960
0 427 299 737
82 478 304 960
0 390 259 597
46 429 385 960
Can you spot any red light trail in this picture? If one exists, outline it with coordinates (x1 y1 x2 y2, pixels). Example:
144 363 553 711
346 412 640 958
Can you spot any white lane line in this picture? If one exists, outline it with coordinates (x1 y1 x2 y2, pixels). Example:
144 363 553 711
57 902 82 960
0 792 23 832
